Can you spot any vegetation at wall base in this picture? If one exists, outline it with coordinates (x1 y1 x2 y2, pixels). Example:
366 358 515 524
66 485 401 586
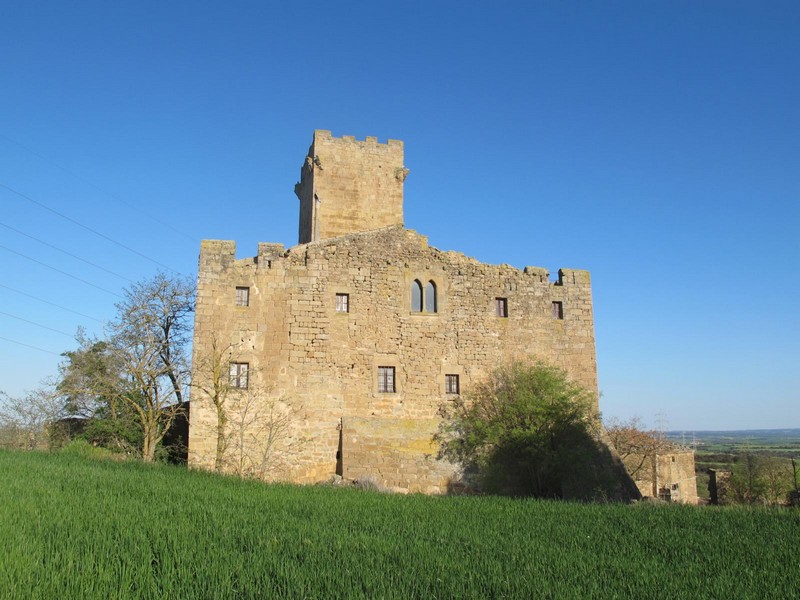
2 450 798 598
437 361 630 500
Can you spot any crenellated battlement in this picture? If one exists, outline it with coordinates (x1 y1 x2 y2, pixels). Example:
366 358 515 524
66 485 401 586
295 130 407 244
199 239 236 271
199 240 293 275
557 268 591 286
258 242 286 264
314 129 403 148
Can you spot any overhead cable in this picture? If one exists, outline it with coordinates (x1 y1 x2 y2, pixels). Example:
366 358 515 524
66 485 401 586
0 310 75 337
0 182 183 274
0 221 133 283
0 132 195 242
0 283 103 323
0 335 61 356
0 243 123 298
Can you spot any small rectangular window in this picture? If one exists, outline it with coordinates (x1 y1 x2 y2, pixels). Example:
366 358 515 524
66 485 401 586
445 374 460 395
551 301 563 319
378 366 395 393
335 293 349 313
495 297 508 318
236 287 250 307
229 362 249 388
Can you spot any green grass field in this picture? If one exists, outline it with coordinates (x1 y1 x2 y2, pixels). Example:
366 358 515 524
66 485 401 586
1 450 798 599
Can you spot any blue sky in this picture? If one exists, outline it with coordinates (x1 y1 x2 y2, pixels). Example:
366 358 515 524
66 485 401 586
1 1 797 430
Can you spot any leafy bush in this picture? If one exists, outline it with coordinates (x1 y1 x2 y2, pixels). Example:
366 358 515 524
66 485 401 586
58 439 122 461
729 452 795 505
438 361 613 498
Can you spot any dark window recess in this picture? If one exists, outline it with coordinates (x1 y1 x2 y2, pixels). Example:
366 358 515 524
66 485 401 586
551 301 563 319
445 374 460 394
335 293 349 313
411 280 423 312
229 362 249 388
425 281 437 313
378 366 396 393
495 297 508 318
235 286 250 307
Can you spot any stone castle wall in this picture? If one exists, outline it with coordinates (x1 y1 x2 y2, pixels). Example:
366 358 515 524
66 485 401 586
189 225 598 492
189 130 601 493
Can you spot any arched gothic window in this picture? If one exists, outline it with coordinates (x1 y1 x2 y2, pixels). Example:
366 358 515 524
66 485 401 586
411 280 423 312
425 281 437 313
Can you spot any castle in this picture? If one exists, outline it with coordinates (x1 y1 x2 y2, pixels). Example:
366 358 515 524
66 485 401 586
188 130 601 493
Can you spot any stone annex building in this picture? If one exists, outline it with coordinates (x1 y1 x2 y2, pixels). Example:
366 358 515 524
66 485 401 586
188 130 602 493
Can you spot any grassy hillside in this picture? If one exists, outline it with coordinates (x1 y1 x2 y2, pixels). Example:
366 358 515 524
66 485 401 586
1 450 798 598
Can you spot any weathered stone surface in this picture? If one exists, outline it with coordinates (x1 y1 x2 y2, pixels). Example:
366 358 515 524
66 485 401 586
629 450 699 504
188 131 601 493
295 130 405 243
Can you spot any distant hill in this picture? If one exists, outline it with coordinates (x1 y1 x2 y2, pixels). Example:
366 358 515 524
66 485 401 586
664 429 800 454
667 428 800 438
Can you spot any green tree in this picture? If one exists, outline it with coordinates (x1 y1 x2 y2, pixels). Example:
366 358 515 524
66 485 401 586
437 361 604 498
729 452 794 505
58 334 141 453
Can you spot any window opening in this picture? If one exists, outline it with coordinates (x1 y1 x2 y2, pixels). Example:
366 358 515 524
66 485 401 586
411 280 423 312
495 297 508 318
425 281 437 313
445 374 460 394
335 293 349 313
235 286 250 307
551 301 563 319
229 362 249 388
378 366 396 393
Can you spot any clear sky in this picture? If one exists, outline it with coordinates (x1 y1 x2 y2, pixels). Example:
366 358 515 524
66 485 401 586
1 1 797 431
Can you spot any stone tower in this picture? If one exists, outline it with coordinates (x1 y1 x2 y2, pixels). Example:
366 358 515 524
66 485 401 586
294 130 409 244
188 130 636 497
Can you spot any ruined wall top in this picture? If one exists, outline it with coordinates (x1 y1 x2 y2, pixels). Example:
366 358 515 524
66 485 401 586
294 130 408 244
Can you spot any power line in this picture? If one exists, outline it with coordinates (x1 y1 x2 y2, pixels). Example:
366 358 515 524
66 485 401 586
0 283 103 323
0 221 133 283
0 182 183 274
0 132 195 242
0 311 75 338
0 243 124 298
0 335 61 356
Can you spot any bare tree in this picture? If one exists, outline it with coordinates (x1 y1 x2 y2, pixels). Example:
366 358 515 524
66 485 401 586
107 272 194 462
190 335 239 471
0 382 65 450
605 417 676 480
56 273 194 461
191 338 303 477
225 386 299 479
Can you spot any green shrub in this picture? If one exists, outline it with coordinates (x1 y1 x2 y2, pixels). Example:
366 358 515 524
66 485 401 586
438 361 615 498
58 439 122 461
